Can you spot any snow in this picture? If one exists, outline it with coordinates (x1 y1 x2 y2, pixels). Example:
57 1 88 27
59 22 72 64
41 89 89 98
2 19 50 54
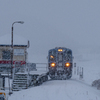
74 54 100 85
0 34 28 45
0 53 100 100
8 80 100 100
2 53 98 100
29 71 47 75
0 0 100 99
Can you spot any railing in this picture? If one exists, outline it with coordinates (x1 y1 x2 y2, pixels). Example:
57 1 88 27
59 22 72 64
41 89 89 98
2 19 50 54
31 63 48 72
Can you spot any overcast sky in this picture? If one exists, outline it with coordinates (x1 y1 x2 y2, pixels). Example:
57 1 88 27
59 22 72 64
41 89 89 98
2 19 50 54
0 0 100 62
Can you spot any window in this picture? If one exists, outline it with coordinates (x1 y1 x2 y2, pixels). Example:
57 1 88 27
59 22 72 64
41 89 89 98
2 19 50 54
14 49 24 55
49 50 56 61
57 53 63 61
2 50 11 60
65 51 72 61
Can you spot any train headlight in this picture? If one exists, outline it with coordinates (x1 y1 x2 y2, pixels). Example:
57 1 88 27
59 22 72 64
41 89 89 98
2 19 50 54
51 63 56 67
65 63 70 67
58 49 63 52
50 55 54 59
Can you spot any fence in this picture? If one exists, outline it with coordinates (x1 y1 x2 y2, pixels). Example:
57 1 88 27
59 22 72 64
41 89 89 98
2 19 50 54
74 63 84 79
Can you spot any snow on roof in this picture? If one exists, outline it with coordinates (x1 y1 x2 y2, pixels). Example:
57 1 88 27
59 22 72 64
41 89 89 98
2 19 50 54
0 34 28 45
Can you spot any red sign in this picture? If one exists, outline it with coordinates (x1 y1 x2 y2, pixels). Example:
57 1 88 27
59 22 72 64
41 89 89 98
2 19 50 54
0 60 26 65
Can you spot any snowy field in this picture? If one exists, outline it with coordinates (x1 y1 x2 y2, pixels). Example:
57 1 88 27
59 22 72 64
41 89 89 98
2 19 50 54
2 54 100 100
9 80 100 100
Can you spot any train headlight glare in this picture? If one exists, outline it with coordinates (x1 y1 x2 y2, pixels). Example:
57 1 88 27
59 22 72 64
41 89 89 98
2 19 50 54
58 49 63 52
65 63 70 67
51 63 56 67
50 55 54 58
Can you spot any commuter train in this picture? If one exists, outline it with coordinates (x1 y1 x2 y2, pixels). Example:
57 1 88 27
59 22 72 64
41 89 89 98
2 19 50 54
48 47 73 79
12 47 73 90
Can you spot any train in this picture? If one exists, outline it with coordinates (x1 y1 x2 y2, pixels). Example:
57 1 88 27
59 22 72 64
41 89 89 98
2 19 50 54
48 47 73 80
12 47 73 90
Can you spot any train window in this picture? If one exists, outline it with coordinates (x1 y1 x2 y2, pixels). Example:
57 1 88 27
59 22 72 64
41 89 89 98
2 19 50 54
57 53 63 61
49 50 56 60
67 54 71 61
65 51 72 61
50 55 54 59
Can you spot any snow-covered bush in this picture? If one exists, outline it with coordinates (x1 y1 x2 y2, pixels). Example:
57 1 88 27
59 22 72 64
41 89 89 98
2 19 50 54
97 84 100 90
92 79 100 90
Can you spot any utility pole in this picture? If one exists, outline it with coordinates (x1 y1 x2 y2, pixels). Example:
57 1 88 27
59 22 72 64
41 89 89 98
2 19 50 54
11 21 24 78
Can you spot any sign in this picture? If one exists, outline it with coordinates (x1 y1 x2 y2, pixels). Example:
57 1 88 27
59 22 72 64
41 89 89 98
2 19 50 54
0 76 5 90
14 49 24 55
0 92 6 100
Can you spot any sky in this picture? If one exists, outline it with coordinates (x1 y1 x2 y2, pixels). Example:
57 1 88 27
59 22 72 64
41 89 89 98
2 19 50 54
0 0 100 62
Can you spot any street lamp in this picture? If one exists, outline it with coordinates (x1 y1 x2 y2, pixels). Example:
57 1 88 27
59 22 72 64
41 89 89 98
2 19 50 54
11 21 24 78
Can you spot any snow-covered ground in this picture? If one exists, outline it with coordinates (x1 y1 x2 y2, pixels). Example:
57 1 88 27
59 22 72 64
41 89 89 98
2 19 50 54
2 54 100 100
9 80 100 100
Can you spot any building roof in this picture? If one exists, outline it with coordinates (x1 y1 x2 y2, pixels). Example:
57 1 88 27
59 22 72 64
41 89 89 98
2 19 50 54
0 34 28 46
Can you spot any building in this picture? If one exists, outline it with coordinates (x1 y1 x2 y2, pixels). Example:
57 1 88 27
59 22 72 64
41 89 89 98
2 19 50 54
0 34 29 73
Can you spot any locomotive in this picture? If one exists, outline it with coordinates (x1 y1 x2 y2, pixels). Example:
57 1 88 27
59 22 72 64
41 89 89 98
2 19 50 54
12 47 73 90
48 47 73 80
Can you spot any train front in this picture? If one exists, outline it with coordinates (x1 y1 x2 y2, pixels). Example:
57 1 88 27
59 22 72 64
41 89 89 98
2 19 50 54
48 47 73 80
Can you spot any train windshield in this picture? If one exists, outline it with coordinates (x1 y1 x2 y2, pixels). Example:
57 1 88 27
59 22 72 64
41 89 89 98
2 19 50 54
57 53 63 62
49 50 56 61
65 51 72 61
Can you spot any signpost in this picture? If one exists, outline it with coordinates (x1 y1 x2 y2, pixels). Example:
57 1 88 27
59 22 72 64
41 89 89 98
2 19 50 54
0 75 5 90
